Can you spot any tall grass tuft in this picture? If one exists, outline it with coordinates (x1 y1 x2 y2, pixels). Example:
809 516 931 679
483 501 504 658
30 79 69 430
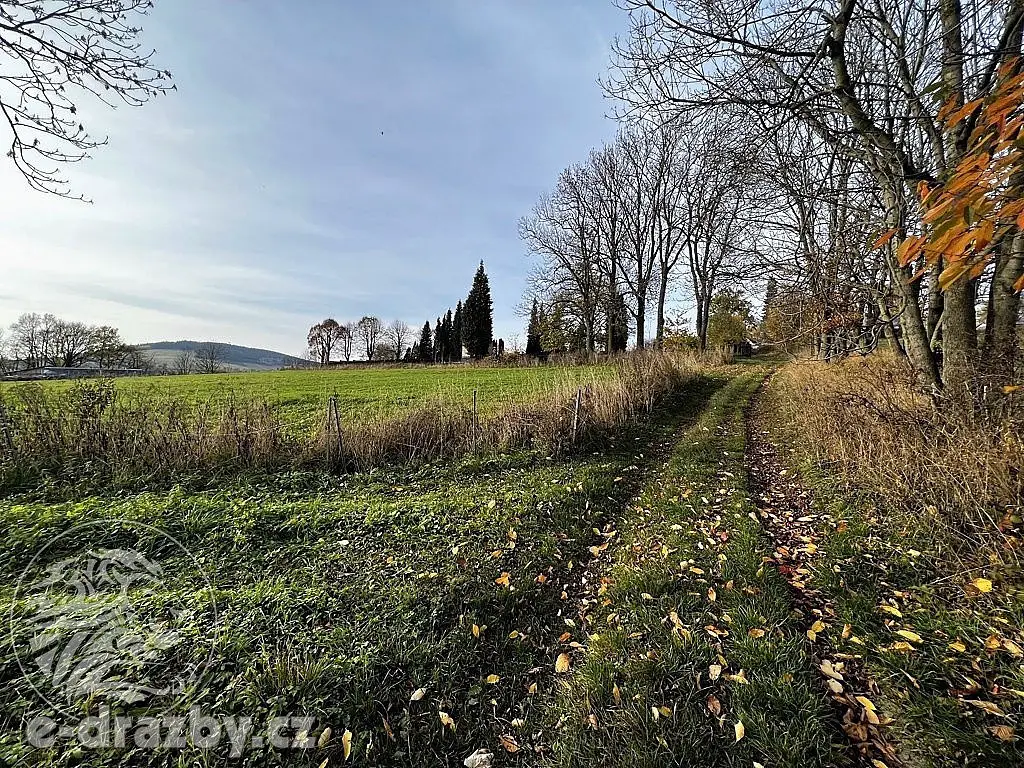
767 354 1023 553
0 350 710 489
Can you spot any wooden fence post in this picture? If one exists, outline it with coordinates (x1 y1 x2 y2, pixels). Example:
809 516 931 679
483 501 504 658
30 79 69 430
327 394 343 467
571 387 582 445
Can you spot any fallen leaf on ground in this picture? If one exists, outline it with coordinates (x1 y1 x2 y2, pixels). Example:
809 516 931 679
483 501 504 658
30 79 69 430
555 653 571 673
988 725 1015 742
965 699 1006 716
969 577 993 594
499 734 520 752
734 720 745 742
342 729 353 760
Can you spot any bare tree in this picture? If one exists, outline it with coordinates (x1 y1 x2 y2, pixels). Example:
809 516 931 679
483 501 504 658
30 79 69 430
387 320 411 362
173 349 195 375
0 1 173 198
606 0 1024 394
339 322 355 362
356 316 383 361
194 342 226 374
307 318 343 365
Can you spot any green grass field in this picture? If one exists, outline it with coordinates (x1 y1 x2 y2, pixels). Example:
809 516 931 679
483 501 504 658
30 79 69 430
3 365 610 431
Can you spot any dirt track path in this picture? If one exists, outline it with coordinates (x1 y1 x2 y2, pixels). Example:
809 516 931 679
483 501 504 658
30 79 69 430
745 379 904 768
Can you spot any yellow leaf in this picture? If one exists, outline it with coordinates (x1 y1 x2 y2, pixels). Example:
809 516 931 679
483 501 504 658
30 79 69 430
495 572 510 587
734 720 745 742
410 687 427 702
472 624 482 638
528 682 538 694
318 727 332 748
439 711 456 731
970 577 993 593
807 620 825 641
897 630 923 644
856 695 876 712
342 729 352 760
948 640 967 652
1002 639 1023 657
708 587 717 602
747 628 766 639
966 699 1006 716
708 664 722 681
318 760 328 768
658 705 673 718
612 683 622 703
555 653 571 673
828 679 844 694
879 605 903 618
725 670 749 685
485 674 501 684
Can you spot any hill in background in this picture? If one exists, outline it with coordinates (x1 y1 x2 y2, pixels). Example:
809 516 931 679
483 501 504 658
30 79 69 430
141 341 307 372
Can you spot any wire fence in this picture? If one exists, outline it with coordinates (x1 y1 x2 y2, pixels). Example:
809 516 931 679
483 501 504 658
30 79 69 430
0 351 706 488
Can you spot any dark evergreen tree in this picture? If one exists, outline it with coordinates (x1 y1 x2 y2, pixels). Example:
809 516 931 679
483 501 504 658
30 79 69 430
418 321 433 363
463 261 493 358
526 298 542 356
444 309 455 362
498 338 505 356
434 317 444 362
452 301 464 361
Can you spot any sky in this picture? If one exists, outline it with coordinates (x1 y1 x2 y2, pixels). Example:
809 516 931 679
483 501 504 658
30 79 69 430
0 0 629 358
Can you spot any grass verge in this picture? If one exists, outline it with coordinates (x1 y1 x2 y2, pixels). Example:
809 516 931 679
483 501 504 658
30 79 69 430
761 363 1024 767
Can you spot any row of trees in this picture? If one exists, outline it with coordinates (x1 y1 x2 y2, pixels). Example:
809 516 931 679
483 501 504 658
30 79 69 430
520 110 756 354
307 262 496 364
411 261 496 362
522 0 1023 401
586 0 1023 401
0 313 146 372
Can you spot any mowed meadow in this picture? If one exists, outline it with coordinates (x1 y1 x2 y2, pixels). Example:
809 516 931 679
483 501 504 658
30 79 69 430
2 364 613 430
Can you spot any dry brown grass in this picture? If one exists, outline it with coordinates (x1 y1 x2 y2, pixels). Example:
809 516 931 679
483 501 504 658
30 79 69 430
767 353 1023 553
0 350 712 488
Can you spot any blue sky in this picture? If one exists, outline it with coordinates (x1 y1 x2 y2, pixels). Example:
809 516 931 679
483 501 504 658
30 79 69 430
0 0 627 357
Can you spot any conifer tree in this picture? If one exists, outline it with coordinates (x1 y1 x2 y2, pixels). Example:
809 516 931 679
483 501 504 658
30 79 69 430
444 309 455 362
463 261 493 358
418 321 433 363
526 298 542 356
434 317 444 362
452 301 464 361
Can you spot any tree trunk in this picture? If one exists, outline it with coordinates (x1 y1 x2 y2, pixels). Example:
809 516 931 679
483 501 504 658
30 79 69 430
981 231 1024 385
655 270 669 347
940 276 979 401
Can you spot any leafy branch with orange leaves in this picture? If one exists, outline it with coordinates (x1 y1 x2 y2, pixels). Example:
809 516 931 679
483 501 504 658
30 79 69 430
875 57 1024 292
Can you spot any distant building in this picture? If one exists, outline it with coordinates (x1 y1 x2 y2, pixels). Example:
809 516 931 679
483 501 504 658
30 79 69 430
726 340 754 358
1 366 146 381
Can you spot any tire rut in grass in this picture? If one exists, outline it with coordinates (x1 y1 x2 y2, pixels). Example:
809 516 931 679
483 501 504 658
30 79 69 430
745 376 904 768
